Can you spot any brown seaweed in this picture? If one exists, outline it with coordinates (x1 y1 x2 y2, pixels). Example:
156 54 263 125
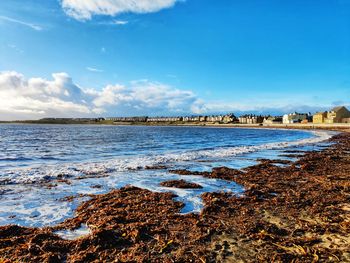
160 179 203 189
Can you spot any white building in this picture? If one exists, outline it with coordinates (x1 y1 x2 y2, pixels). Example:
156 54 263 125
263 116 283 124
282 112 308 124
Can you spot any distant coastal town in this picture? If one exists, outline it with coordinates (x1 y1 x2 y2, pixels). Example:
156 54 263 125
28 105 350 126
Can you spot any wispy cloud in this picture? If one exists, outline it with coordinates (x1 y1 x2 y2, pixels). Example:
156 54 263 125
61 0 181 20
113 20 128 25
86 67 104 73
0 15 42 31
97 19 129 27
7 44 24 53
166 74 178 79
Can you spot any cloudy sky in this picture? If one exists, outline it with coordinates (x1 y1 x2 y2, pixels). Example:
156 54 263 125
0 0 349 120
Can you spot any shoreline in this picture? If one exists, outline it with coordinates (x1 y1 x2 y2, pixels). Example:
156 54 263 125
2 120 350 131
0 132 349 261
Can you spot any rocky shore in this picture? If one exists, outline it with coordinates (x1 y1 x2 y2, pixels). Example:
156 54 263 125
0 133 349 262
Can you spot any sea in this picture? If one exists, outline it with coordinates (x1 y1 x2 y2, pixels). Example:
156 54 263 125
0 124 335 230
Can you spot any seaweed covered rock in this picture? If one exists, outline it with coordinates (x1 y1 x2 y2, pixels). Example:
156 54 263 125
160 179 203 189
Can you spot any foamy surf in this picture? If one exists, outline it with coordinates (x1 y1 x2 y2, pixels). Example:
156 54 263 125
0 130 333 185
0 171 244 227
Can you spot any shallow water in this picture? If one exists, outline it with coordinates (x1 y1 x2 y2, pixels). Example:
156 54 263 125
0 124 335 227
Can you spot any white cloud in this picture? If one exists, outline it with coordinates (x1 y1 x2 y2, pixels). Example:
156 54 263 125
92 80 204 115
113 20 128 25
86 67 104 72
0 71 204 120
0 71 91 120
60 0 181 20
0 15 42 31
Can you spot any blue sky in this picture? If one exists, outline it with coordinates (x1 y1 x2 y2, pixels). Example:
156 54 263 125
0 0 349 120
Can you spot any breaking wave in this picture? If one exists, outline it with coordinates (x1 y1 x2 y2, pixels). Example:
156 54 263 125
0 130 333 185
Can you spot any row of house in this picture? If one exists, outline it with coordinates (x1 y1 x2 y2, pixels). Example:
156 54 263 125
147 117 182 122
148 114 241 123
184 114 238 123
105 114 279 125
107 114 239 123
105 106 350 125
105 116 148 122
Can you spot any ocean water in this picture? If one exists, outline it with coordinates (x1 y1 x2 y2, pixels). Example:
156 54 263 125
0 124 334 229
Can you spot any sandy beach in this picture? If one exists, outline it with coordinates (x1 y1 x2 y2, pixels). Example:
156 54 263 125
0 129 349 262
2 0 349 261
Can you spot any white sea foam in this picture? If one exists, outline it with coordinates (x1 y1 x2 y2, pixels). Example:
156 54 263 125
0 171 243 227
55 224 91 240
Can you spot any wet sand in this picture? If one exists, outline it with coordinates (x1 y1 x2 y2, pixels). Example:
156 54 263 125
0 133 349 262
